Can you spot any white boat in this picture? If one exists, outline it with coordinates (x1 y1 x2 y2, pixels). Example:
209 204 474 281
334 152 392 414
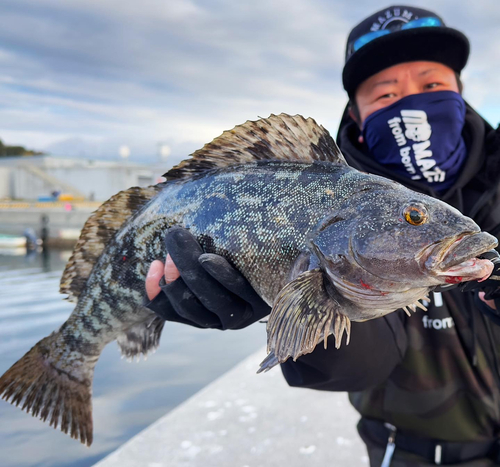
0 234 27 249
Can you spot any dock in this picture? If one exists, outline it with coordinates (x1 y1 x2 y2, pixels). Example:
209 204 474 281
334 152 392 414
94 348 368 467
0 201 99 247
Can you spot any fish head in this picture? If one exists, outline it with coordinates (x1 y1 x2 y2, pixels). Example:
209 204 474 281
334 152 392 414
309 179 497 313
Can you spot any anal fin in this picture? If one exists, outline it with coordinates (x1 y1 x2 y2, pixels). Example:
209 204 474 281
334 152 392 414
259 268 350 372
116 315 165 360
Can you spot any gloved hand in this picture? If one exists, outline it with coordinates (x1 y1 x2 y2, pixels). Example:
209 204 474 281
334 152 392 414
459 249 500 300
145 226 271 330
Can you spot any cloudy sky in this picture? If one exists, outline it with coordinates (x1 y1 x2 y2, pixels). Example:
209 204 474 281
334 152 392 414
1 0 499 163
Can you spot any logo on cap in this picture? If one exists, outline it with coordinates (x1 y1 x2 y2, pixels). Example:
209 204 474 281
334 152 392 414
370 7 419 32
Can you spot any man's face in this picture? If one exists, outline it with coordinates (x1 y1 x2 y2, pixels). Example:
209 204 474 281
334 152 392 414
354 61 460 127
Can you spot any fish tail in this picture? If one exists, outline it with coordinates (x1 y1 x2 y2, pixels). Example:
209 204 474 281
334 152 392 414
0 332 94 446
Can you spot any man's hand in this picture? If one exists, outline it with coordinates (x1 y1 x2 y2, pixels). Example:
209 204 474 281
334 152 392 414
144 226 271 330
146 256 180 300
479 292 496 310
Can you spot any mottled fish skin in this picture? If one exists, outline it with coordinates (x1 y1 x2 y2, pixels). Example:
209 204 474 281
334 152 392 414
68 160 359 341
50 161 389 372
153 161 357 303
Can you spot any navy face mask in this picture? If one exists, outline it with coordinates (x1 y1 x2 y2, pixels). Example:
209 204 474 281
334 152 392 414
362 91 467 192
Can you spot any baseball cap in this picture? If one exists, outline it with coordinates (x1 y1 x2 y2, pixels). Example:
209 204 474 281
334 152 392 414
342 5 470 97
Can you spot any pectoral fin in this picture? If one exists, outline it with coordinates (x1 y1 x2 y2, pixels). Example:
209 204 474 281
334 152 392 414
259 268 350 372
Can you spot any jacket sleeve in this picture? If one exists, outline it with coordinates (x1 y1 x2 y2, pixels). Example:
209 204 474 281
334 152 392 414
280 311 408 392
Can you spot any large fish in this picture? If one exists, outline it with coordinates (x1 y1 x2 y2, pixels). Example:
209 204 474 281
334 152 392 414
0 114 497 446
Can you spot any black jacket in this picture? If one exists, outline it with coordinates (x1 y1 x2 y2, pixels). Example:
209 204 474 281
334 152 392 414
281 104 500 442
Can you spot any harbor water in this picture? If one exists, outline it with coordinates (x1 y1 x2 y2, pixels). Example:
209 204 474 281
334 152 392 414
0 249 266 467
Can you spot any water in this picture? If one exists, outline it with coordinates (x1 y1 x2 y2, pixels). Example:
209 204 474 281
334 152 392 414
0 250 266 467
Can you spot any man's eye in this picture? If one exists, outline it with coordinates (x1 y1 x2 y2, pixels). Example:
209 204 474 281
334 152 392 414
377 93 396 100
425 82 441 89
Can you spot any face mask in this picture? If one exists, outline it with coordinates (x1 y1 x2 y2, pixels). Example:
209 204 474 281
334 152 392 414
362 91 467 192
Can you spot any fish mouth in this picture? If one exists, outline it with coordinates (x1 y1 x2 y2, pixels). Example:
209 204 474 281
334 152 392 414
418 231 498 284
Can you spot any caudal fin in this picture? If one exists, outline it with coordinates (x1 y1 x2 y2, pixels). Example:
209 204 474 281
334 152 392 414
0 333 94 446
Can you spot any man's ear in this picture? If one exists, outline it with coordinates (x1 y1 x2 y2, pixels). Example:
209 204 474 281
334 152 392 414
348 99 362 128
348 102 364 144
348 106 360 126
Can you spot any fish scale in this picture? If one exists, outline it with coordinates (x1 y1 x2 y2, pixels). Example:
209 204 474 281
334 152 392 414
157 162 349 301
0 113 497 446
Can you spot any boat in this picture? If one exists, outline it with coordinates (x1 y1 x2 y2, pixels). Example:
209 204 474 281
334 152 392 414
0 234 27 249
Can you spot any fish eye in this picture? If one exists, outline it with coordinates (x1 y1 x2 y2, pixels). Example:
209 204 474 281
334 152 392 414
403 205 428 226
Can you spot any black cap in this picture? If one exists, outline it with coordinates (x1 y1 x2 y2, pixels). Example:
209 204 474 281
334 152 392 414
342 5 470 97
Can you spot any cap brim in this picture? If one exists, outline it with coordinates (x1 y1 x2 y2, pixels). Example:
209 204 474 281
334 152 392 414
342 27 470 96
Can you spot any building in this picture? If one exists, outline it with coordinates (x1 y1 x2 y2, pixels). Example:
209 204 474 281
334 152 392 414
0 155 163 201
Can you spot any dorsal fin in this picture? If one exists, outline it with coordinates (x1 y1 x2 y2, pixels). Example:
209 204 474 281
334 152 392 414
164 113 346 180
60 185 162 302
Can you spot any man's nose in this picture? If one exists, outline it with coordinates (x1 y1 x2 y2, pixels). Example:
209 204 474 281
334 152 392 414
401 79 421 98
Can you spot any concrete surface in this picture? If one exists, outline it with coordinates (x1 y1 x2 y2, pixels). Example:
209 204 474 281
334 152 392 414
94 348 369 467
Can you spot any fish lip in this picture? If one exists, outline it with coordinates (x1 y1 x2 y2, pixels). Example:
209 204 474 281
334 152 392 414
419 231 498 275
416 233 468 271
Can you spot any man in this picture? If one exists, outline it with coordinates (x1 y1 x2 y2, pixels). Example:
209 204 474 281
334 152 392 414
145 6 500 466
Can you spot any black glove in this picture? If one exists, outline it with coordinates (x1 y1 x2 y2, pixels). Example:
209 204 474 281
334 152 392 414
459 250 500 300
145 226 271 330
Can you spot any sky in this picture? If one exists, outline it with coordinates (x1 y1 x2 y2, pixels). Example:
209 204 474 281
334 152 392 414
1 0 500 164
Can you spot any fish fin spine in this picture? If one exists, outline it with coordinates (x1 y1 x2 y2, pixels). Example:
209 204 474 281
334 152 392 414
256 351 280 373
0 333 94 446
164 114 346 181
263 268 350 368
116 315 165 361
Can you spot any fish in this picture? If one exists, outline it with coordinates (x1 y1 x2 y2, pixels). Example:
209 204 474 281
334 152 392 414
0 114 497 446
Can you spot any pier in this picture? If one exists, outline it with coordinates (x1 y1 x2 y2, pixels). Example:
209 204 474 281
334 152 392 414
95 348 368 467
0 201 98 247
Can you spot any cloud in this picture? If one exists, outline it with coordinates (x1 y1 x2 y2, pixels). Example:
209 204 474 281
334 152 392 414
0 0 499 156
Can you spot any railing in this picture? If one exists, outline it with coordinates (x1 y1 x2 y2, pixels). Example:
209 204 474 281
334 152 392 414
18 163 86 198
0 201 102 210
